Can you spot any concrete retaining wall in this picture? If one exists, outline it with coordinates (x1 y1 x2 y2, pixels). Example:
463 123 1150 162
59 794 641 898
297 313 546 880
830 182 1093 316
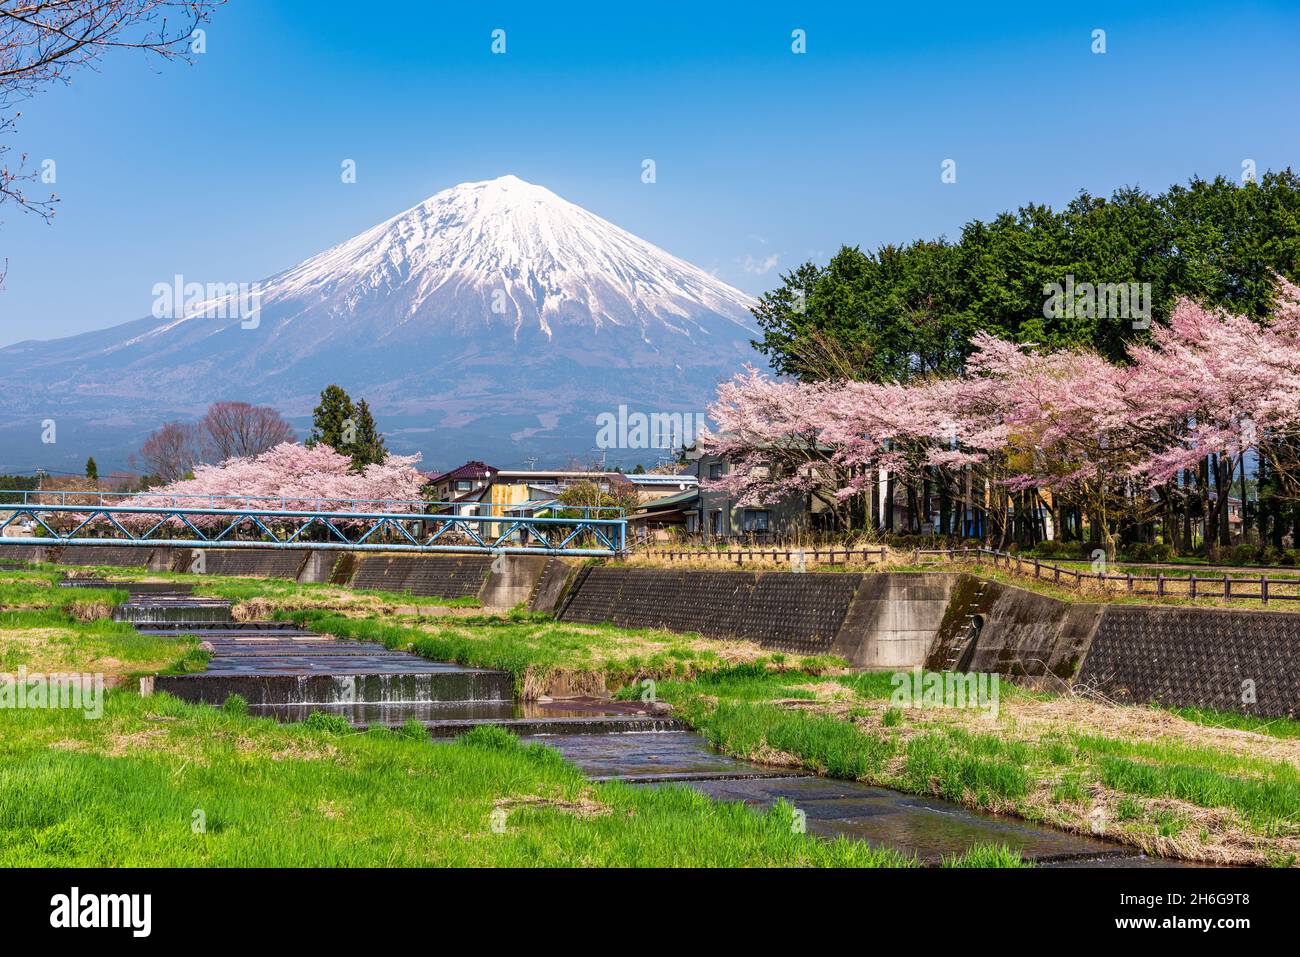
478 555 548 609
55 545 155 567
9 542 1299 717
831 572 956 669
1077 605 1300 719
559 567 862 656
925 577 1102 687
528 558 583 613
350 554 494 600
178 548 310 580
554 565 1300 718
0 543 50 563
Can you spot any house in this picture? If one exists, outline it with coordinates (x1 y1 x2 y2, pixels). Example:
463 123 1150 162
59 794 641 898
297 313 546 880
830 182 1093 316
424 462 696 537
689 449 824 540
422 461 497 515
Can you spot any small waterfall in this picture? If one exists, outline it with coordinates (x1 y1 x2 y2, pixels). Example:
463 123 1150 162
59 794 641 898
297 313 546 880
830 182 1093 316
113 600 232 624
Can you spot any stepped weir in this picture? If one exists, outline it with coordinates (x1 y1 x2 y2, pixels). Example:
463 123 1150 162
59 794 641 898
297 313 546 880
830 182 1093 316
109 582 1162 866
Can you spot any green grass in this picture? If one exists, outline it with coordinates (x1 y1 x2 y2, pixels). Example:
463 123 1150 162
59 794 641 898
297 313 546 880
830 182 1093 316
0 608 206 677
193 576 481 608
675 695 895 780
0 691 921 867
1 562 482 609
615 662 821 703
940 844 1031 868
1163 705 1300 741
0 573 129 612
1095 755 1298 835
902 729 1031 804
286 609 842 696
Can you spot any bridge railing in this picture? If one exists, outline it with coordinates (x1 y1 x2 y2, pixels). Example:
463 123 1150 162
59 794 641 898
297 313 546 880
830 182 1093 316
0 489 621 520
0 498 627 556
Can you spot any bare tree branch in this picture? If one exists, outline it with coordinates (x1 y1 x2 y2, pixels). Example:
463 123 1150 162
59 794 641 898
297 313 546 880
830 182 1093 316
0 1 223 220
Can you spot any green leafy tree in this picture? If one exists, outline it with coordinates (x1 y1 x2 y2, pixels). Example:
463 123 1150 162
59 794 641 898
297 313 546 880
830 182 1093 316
556 480 640 517
750 171 1300 381
84 456 98 481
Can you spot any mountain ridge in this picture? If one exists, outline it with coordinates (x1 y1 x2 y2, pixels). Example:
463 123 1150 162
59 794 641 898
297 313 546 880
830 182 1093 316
0 175 761 472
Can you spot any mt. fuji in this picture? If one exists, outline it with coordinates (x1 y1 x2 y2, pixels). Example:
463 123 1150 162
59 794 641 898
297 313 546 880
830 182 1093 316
0 176 761 471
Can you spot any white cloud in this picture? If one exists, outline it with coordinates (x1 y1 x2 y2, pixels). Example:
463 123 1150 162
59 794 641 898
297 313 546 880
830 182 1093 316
741 253 780 276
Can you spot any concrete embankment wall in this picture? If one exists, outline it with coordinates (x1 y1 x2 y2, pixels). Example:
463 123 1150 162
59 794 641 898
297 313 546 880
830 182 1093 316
924 577 1103 688
1078 605 1300 719
830 573 956 669
349 554 494 600
559 566 862 656
554 564 1300 718
5 542 1298 716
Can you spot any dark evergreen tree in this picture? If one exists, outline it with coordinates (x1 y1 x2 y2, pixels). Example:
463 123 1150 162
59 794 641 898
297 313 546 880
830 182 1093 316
349 399 387 470
84 456 98 481
305 385 355 451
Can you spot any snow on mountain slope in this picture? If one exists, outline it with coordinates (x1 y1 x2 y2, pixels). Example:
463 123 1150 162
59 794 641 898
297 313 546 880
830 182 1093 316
0 176 762 470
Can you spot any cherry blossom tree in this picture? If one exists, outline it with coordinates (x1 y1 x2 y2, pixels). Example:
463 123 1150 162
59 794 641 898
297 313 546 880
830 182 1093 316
700 277 1300 556
97 442 426 535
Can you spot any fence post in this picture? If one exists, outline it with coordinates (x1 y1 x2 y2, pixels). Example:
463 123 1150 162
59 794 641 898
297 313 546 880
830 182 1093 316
1261 576 1269 605
1157 572 1164 597
1189 575 1197 600
1224 574 1230 601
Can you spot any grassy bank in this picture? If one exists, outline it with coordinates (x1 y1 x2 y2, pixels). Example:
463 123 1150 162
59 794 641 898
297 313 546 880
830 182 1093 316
0 608 208 679
2 568 1007 867
12 561 482 613
286 607 842 698
627 665 1300 867
0 691 927 867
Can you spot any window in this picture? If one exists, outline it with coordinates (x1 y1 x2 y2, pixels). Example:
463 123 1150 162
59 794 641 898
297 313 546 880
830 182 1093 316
708 462 724 480
710 510 724 535
455 480 473 492
742 509 770 533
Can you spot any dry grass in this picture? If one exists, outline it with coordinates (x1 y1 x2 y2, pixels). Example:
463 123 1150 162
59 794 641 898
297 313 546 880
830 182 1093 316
67 598 112 622
737 680 1299 866
493 791 612 819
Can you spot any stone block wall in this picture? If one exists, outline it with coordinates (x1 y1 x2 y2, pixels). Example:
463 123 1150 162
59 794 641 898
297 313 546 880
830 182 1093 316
1077 605 1300 719
559 566 862 656
349 554 494 599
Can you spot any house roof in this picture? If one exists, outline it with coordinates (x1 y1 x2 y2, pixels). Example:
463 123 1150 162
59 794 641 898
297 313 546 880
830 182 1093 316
425 460 498 485
638 489 698 511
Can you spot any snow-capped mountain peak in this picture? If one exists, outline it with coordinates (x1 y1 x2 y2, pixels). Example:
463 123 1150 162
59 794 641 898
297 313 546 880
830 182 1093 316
0 175 763 472
263 174 756 341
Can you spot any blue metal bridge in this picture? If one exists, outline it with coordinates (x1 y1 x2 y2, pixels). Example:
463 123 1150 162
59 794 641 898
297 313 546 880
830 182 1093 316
0 490 626 557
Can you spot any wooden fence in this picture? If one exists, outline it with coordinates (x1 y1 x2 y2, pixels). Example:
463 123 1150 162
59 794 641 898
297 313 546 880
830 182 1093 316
628 542 1300 603
635 546 889 568
916 547 1300 604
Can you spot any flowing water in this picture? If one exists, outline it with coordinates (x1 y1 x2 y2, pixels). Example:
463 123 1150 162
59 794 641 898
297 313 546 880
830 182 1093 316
126 587 1169 866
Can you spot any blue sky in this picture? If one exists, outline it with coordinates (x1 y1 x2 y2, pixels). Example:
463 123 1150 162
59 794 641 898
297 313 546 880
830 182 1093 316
1 0 1297 347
